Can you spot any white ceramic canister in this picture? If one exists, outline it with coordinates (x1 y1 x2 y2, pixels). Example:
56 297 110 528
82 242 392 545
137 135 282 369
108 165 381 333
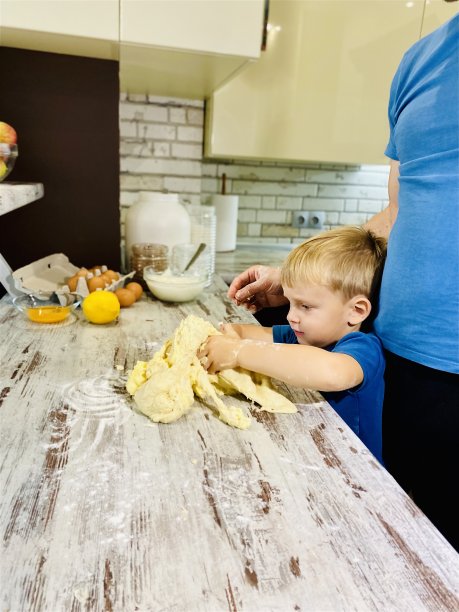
125 192 191 267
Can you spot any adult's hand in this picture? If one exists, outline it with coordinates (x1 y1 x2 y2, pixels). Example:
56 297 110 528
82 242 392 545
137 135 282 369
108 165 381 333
227 265 288 312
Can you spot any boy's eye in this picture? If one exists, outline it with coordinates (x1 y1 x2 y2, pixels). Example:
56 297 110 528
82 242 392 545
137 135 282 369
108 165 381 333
301 304 310 310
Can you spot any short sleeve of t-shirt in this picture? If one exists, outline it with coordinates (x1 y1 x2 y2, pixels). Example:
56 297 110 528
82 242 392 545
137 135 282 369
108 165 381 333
273 325 297 344
332 332 385 392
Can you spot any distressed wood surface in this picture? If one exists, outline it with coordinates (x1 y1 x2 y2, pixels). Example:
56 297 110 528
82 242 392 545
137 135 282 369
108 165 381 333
1 277 458 612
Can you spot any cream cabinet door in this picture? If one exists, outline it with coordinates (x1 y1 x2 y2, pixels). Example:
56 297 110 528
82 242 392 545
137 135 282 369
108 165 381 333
205 0 425 165
0 0 119 59
119 0 265 98
120 0 264 58
420 0 458 37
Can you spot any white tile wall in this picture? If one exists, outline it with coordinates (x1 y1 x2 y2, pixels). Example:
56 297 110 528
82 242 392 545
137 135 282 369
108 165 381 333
120 93 390 248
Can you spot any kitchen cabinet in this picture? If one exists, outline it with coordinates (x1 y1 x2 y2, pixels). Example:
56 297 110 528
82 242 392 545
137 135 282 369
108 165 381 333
205 0 427 165
420 0 458 37
119 0 265 99
0 0 119 60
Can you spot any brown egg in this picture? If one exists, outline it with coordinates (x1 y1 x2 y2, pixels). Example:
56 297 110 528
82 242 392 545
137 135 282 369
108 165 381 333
125 282 143 301
87 276 107 293
77 267 89 277
114 288 136 307
67 275 79 292
99 273 111 287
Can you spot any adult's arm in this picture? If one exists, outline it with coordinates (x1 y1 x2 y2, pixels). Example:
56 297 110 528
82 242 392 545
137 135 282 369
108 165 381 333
364 159 399 238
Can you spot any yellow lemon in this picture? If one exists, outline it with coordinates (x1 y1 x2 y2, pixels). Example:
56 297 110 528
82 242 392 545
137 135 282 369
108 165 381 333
82 290 120 324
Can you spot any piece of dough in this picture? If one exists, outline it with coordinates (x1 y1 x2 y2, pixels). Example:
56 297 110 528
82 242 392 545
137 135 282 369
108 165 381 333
126 315 297 429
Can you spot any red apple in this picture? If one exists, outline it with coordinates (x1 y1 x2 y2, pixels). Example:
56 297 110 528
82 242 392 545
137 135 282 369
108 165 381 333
0 122 17 145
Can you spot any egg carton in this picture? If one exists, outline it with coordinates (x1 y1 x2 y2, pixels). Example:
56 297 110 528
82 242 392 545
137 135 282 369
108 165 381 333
13 253 133 299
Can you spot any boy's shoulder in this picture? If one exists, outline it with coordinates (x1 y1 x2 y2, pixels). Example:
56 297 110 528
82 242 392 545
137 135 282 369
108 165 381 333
332 331 385 367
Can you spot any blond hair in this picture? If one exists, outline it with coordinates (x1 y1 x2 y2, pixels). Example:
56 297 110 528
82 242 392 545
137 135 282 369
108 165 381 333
281 226 386 302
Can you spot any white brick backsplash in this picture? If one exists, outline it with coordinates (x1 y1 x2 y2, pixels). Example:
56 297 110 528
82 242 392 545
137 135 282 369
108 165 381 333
201 177 219 192
122 157 201 176
358 200 385 213
171 143 203 160
306 168 389 186
177 126 203 143
276 196 303 210
302 197 344 212
338 212 368 225
239 195 262 209
318 183 388 199
202 163 218 177
344 199 358 212
248 223 261 237
232 181 316 197
120 95 391 248
239 209 257 222
325 212 340 225
169 107 186 124
214 164 305 182
163 176 201 193
257 210 288 224
187 108 204 126
120 175 164 191
144 123 177 141
262 196 276 209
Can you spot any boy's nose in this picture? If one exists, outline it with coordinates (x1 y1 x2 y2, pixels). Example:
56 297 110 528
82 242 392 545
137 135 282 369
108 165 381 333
287 307 298 324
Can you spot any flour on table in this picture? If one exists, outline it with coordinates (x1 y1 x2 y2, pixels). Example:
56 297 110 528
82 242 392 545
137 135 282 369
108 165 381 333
126 314 297 429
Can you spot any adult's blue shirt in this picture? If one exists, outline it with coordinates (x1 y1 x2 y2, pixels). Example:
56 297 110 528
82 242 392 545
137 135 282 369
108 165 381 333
272 326 385 462
375 13 459 373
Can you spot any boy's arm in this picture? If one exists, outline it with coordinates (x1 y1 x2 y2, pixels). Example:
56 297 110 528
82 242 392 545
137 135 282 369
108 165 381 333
200 337 363 392
220 322 273 341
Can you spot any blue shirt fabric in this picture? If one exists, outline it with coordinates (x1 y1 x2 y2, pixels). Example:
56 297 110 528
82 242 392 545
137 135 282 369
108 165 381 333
272 326 385 462
375 13 459 373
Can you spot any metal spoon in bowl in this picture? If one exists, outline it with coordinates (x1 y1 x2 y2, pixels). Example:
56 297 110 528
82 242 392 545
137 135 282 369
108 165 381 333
183 242 206 272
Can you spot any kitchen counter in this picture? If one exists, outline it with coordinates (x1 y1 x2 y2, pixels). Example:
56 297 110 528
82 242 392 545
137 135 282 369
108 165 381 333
215 242 293 284
1 276 459 611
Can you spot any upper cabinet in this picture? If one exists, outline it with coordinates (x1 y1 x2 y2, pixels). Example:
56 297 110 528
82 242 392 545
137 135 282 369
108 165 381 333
420 0 458 37
0 0 119 60
119 0 265 99
205 0 446 166
0 0 265 99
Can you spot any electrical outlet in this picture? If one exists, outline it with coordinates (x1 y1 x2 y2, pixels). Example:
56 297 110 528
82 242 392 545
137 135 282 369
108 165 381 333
292 211 310 228
292 210 325 229
309 211 325 229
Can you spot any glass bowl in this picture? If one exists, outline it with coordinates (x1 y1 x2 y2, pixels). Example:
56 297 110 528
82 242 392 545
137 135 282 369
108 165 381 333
12 292 82 324
143 266 206 303
0 143 18 182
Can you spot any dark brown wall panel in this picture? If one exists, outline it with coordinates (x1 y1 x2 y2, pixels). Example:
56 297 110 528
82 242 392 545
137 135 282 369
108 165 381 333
0 47 120 296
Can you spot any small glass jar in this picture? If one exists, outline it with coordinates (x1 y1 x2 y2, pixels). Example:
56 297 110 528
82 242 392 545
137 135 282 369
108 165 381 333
129 243 168 284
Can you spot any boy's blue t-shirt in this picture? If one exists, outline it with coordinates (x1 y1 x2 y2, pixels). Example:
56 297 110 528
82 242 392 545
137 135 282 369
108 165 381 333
272 325 385 462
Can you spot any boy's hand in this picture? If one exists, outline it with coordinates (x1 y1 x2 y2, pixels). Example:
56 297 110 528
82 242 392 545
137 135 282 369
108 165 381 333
198 335 242 374
219 322 242 338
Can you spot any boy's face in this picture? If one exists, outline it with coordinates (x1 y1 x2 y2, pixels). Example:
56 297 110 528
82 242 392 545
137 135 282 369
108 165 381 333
283 282 356 347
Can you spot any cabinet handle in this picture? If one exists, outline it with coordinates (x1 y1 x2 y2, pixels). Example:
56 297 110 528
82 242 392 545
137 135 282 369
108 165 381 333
261 0 270 51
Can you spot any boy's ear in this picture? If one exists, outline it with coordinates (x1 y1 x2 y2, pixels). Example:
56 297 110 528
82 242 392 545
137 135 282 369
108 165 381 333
347 295 372 326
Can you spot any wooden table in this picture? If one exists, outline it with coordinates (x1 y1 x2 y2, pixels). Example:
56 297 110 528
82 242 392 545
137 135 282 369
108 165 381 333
1 277 458 611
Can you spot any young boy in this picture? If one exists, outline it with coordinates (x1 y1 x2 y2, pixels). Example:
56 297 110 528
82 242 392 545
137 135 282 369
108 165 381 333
199 226 387 462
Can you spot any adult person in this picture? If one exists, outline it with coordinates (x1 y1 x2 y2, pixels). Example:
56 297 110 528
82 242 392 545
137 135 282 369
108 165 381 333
227 8 459 551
